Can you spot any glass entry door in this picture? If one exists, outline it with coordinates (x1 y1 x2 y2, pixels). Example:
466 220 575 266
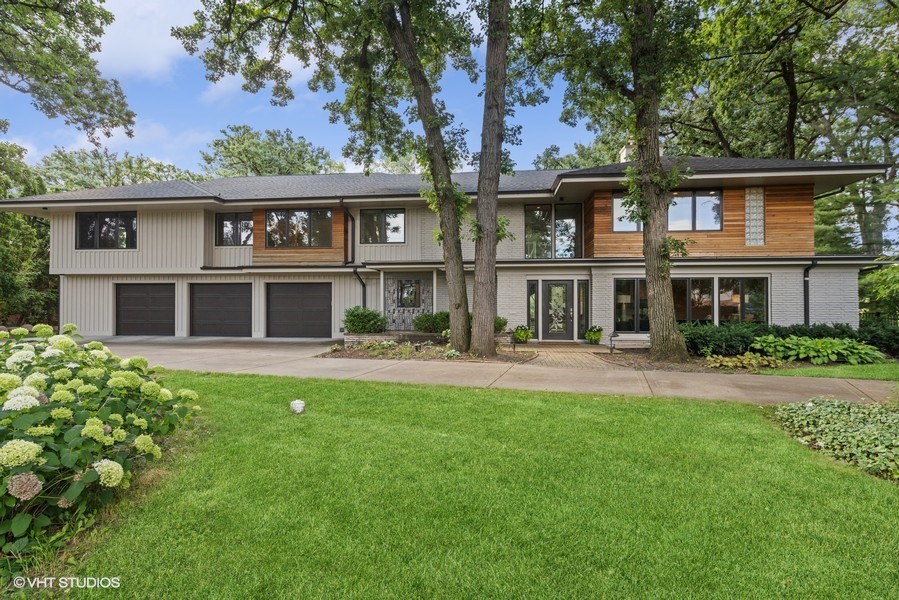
542 281 574 340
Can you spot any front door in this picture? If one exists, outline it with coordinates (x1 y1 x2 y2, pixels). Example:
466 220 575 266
542 280 574 340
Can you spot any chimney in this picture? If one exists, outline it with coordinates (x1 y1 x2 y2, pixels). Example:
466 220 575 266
618 140 637 162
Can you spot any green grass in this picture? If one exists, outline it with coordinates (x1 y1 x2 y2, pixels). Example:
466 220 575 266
761 360 899 380
69 373 899 599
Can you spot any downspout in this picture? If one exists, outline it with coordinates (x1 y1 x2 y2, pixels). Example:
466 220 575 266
803 258 818 326
353 267 367 308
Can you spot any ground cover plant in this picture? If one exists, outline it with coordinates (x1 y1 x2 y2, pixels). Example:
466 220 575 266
752 335 885 365
0 325 196 582
327 340 533 363
53 374 899 598
775 398 899 481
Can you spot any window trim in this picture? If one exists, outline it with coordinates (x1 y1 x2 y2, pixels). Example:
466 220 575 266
524 202 583 260
75 212 138 250
396 279 422 308
215 212 254 247
611 189 724 233
359 208 406 244
264 208 333 249
717 277 769 325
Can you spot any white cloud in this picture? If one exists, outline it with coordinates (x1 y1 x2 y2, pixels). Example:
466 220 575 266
199 52 316 104
96 0 202 81
199 74 245 105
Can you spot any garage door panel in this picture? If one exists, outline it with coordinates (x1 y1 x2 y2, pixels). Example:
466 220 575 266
190 283 252 337
116 284 176 336
266 283 332 338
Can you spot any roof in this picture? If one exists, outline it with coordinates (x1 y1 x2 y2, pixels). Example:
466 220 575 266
2 157 886 205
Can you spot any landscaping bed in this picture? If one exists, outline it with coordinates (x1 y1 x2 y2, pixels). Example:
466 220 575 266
599 349 720 373
324 340 535 363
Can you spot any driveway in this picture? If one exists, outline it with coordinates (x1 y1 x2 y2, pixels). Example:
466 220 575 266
100 338 896 405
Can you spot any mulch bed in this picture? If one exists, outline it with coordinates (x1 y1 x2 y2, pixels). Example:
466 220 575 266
323 343 537 364
598 349 725 373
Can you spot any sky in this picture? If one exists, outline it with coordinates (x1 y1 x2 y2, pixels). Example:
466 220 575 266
0 0 595 174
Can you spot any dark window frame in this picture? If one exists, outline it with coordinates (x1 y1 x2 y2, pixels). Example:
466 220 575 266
397 279 422 308
611 189 723 233
527 281 539 334
613 277 715 332
264 208 333 248
75 212 137 250
360 208 405 244
215 212 254 246
718 277 769 325
524 203 583 259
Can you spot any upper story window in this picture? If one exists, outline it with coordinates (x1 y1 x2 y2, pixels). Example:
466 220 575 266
265 209 332 248
360 209 405 244
215 212 253 246
76 212 137 249
612 190 723 232
525 203 582 259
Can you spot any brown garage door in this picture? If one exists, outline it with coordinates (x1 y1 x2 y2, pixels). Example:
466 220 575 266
266 283 332 338
116 284 176 336
190 283 252 337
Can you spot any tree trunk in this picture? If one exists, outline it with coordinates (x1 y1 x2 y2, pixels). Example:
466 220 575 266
382 1 470 351
780 57 799 160
471 0 510 357
631 0 690 363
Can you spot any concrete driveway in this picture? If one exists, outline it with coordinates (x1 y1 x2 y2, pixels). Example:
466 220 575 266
100 337 896 405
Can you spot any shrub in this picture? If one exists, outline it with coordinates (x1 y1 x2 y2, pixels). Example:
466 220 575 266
678 322 759 356
343 306 387 334
513 325 533 344
0 325 195 576
585 325 603 345
412 311 450 334
494 316 508 334
858 319 899 357
775 398 899 481
705 352 784 372
752 335 886 365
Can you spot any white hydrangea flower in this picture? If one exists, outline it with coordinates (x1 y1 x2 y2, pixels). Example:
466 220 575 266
66 362 79 369
40 348 64 359
5 350 35 371
23 373 48 388
7 385 40 400
47 334 70 345
3 395 40 411
93 459 124 487
90 350 108 360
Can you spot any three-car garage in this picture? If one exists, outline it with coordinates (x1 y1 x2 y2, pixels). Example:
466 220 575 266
113 282 334 338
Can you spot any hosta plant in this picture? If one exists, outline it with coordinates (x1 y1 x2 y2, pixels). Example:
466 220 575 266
705 352 784 373
0 325 196 579
752 335 886 365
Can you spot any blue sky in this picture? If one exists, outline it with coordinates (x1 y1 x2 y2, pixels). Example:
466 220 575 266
0 0 594 173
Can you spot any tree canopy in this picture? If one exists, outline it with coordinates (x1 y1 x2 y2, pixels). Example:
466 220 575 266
37 148 203 192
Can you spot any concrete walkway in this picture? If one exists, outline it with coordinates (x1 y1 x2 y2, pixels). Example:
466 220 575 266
100 337 895 405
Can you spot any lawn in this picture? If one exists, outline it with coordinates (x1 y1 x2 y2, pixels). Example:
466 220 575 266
65 373 899 599
761 360 899 380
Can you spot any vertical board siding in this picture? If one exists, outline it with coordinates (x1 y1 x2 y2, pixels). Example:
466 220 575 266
51 210 205 274
354 206 424 263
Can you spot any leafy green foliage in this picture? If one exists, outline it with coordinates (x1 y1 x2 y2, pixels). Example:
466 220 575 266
493 317 508 334
752 335 885 365
0 0 135 141
861 261 899 315
705 352 784 373
412 312 450 334
0 326 195 577
37 148 203 192
679 322 759 357
201 125 344 178
513 325 533 344
585 325 603 345
343 307 387 334
858 319 899 357
775 398 899 481
0 212 55 325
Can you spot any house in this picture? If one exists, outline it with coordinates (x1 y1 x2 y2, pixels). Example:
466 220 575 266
0 157 887 341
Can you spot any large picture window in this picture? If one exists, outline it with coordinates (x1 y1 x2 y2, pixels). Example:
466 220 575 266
265 209 332 248
613 190 722 232
614 277 714 332
525 204 581 259
360 209 405 244
76 212 137 249
719 278 768 324
215 212 253 246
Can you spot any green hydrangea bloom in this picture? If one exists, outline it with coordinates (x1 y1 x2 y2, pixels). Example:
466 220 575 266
0 330 8 340
52 368 73 381
31 324 54 338
121 357 149 371
140 381 161 396
129 415 148 430
81 417 113 445
25 425 56 437
93 459 124 487
48 335 77 350
107 377 128 388
76 384 99 395
158 388 173 401
133 434 162 459
112 428 127 442
0 373 23 393
80 367 106 380
151 365 165 374
23 373 48 390
50 390 75 403
63 378 85 390
9 327 28 337
61 323 78 335
0 439 46 467
108 413 124 426
178 389 199 401
86 341 105 351
51 407 73 420
108 371 143 389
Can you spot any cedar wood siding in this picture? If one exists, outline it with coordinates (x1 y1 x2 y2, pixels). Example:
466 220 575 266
588 184 816 257
252 207 346 265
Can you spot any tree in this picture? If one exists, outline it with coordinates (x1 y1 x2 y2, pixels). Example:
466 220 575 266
525 0 697 361
175 0 522 353
37 148 202 192
0 0 135 141
533 137 622 170
201 125 345 177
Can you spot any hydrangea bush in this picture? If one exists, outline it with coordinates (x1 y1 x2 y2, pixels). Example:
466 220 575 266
0 324 196 577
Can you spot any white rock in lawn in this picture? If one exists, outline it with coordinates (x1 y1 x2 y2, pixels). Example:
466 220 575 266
290 400 306 414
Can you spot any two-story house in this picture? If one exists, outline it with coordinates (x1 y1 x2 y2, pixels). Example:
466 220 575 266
1 157 886 342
